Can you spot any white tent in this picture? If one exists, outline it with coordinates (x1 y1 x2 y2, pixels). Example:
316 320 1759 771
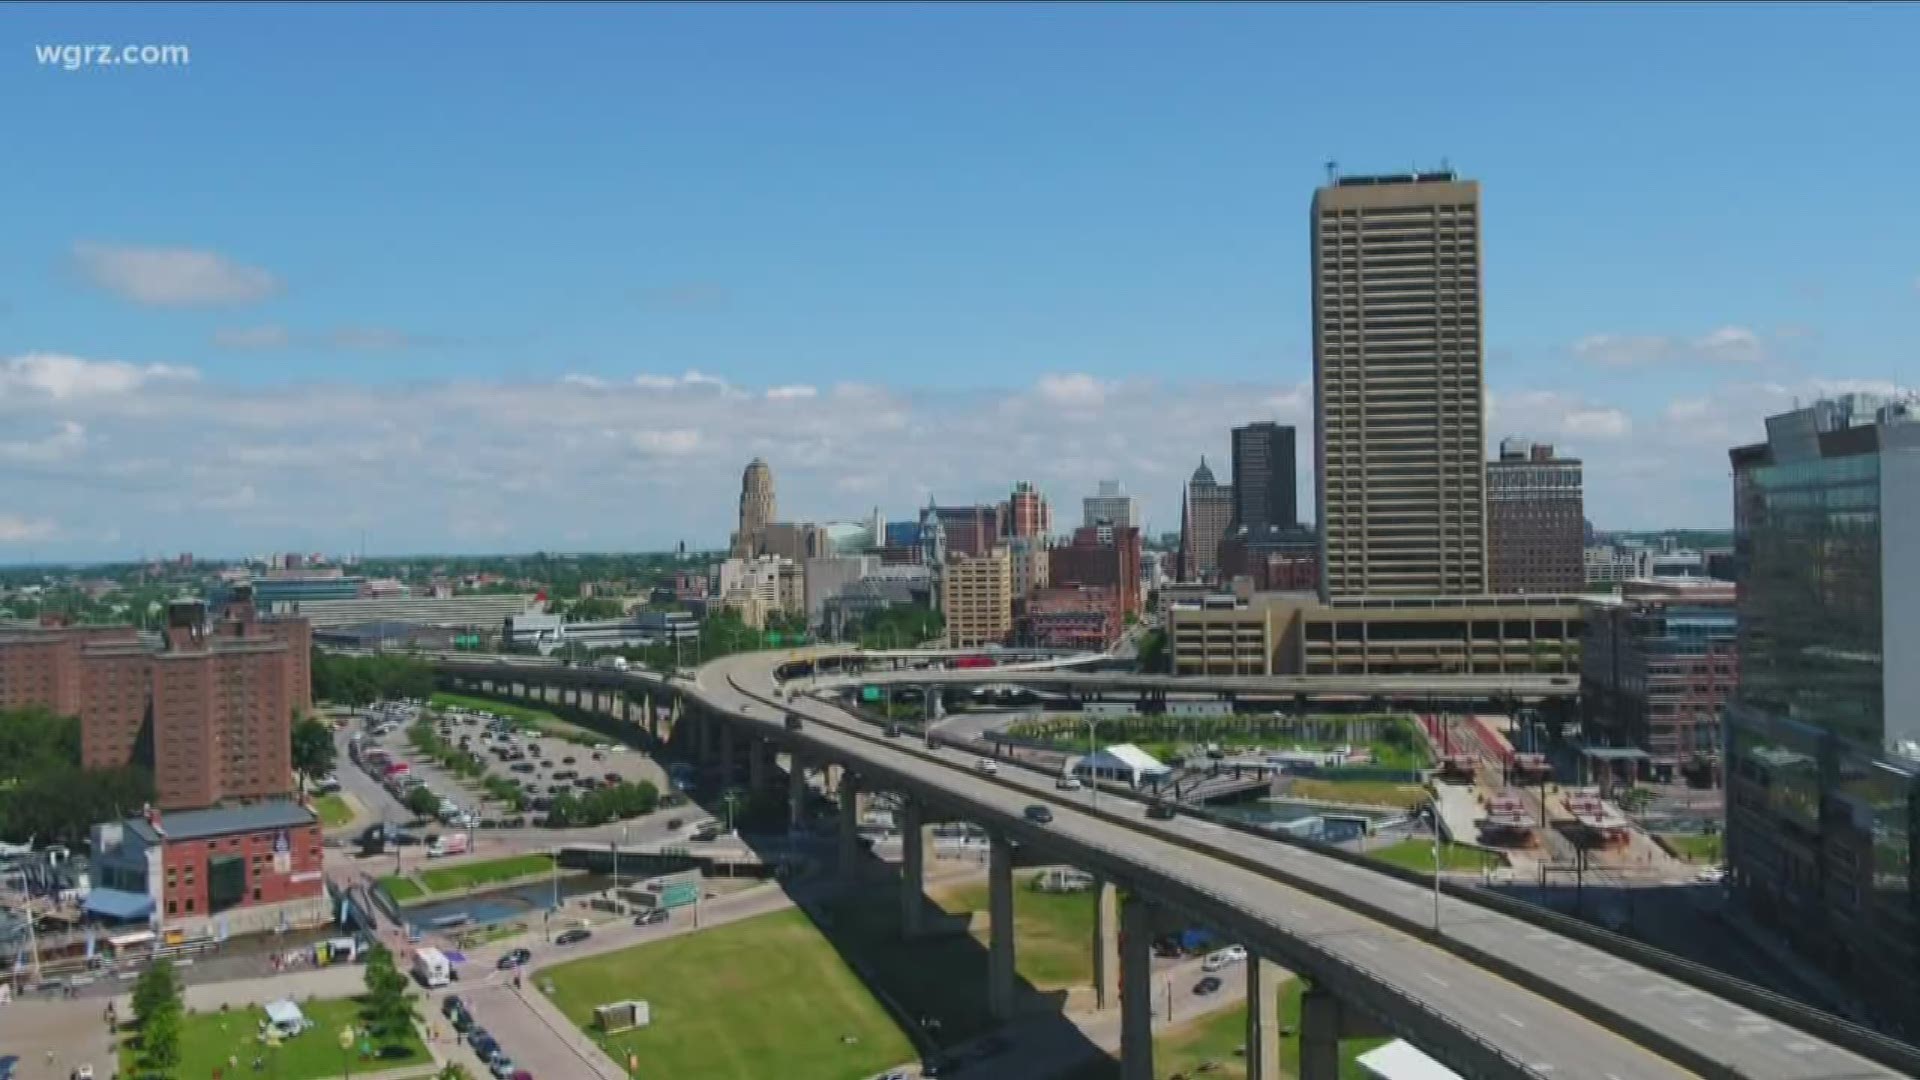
262 999 310 1037
1072 743 1171 788
1355 1039 1463 1080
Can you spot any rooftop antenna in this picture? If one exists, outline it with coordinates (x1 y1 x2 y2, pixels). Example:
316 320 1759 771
1324 160 1338 185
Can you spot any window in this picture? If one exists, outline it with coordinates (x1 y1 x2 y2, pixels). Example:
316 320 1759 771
185 898 195 912
167 900 177 915
252 888 263 902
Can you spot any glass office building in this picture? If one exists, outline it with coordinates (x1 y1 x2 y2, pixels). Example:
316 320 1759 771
1725 393 1919 1034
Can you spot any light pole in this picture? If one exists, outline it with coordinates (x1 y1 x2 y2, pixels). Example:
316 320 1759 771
613 824 627 897
1079 715 1100 809
1425 806 1442 933
338 1025 354 1080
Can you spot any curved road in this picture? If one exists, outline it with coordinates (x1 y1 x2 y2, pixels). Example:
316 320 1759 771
685 650 1896 1080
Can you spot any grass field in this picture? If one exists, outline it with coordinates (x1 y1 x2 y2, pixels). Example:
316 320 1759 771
312 793 355 828
1661 833 1723 863
1284 777 1430 810
429 691 600 741
1060 978 1387 1080
376 875 423 903
118 995 429 1080
934 870 1098 989
417 853 555 894
543 908 914 1080
1367 839 1498 874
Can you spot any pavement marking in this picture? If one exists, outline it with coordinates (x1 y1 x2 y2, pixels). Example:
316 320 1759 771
1785 1042 1819 1054
1421 972 1449 989
1351 938 1380 953
1498 1012 1526 1028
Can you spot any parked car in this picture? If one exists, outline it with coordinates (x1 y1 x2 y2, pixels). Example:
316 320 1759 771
884 724 902 738
1055 776 1083 791
562 756 576 765
489 1056 517 1078
604 771 621 783
1194 976 1223 995
1024 804 1054 824
633 908 669 926
555 928 592 946
440 995 466 1018
591 751 605 761
497 948 532 969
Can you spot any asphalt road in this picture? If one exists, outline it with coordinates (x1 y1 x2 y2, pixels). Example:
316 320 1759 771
692 650 1898 1080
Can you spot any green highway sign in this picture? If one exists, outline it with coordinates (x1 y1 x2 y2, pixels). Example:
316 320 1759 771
861 686 883 702
659 882 700 909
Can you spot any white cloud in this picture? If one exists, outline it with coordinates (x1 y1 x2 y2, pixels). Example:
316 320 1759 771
1573 325 1767 367
1561 408 1632 438
73 242 279 308
562 374 608 389
1492 390 1634 443
765 385 818 400
213 325 293 350
632 370 736 394
0 515 57 543
1035 373 1109 409
0 353 198 400
0 420 87 463
629 429 703 456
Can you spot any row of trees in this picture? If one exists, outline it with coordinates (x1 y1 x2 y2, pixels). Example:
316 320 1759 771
360 945 419 1056
0 706 155 845
128 958 184 1075
544 779 660 828
312 650 436 706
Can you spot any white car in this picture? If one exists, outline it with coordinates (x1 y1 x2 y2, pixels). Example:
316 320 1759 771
1202 946 1248 971
975 758 998 775
1055 776 1083 791
1695 865 1728 884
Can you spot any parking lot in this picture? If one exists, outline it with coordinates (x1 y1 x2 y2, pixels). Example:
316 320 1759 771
346 699 671 837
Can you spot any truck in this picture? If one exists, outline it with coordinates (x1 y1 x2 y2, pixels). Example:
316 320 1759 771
411 946 452 988
595 656 631 672
426 834 469 858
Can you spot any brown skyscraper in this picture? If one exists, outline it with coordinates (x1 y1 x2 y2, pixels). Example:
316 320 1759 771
1488 439 1584 594
731 457 777 557
1312 170 1487 597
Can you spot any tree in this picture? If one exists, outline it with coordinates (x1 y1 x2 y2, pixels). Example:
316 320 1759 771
406 785 441 819
132 958 183 1072
1135 628 1169 674
437 1065 475 1080
291 716 337 790
141 1001 184 1074
360 945 418 1057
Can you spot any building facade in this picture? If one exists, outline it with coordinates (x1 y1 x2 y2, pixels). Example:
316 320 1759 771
1006 536 1051 603
942 548 1012 648
731 457 777 558
1001 481 1052 540
923 504 1001 560
87 803 327 934
1488 439 1586 595
1581 578 1737 780
1230 421 1298 533
760 521 829 562
1051 525 1142 624
1083 480 1140 531
1313 171 1487 598
1724 394 1920 1033
1021 586 1120 651
1178 459 1233 582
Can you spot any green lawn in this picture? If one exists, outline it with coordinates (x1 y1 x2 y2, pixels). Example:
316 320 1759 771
312 793 355 828
1662 833 1723 863
936 870 1097 989
1285 778 1430 810
118 995 430 1080
417 853 555 893
429 691 601 741
1059 977 1387 1079
377 875 424 903
542 908 915 1080
1367 839 1498 874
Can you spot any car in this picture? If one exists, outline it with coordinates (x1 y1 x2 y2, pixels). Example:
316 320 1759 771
471 1038 501 1064
440 994 467 1017
555 928 592 945
975 758 998 774
884 724 902 738
1024 804 1054 824
511 762 535 773
1194 975 1223 995
604 771 621 783
72 1065 95 1080
879 1072 910 1080
497 948 532 970
689 825 721 843
466 1026 493 1049
591 751 604 761
562 756 576 765
1220 944 1247 963
784 713 803 732
449 1006 474 1033
633 908 669 926
1146 802 1178 820
607 744 625 753
1055 776 1083 791
489 1056 516 1078
1695 865 1728 884
393 831 422 846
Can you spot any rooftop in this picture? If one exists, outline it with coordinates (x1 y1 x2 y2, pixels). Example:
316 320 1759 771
127 800 316 844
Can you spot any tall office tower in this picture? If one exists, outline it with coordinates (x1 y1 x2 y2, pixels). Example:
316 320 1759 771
923 504 1002 559
1312 170 1487 598
1230 421 1298 532
943 548 1013 649
1082 479 1140 530
1725 393 1919 1025
731 457 777 557
1487 439 1585 594
1002 481 1052 539
1178 458 1234 582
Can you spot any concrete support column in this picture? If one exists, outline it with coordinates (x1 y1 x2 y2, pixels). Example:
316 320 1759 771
1246 958 1284 1080
1093 877 1120 1010
748 738 768 791
899 799 925 939
720 724 736 785
694 710 713 764
837 774 863 879
988 832 1016 1019
788 756 808 831
1299 985 1341 1080
1119 893 1155 1080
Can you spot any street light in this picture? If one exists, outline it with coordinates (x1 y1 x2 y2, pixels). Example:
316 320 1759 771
1078 715 1100 809
1423 806 1442 933
613 824 628 896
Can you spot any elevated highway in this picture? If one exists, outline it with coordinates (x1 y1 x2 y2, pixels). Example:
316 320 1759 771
414 648 1912 1079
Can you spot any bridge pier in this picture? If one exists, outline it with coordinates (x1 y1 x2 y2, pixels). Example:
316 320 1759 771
899 799 925 939
1299 983 1384 1080
837 773 863 879
748 737 769 791
1093 877 1119 1010
988 832 1016 1019
1246 958 1284 1080
1119 893 1155 1080
788 755 808 830
720 723 737 786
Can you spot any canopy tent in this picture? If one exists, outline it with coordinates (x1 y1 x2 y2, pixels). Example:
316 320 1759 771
1356 1039 1464 1080
1072 743 1172 787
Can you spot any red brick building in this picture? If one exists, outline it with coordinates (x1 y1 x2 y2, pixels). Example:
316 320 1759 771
1000 481 1052 540
87 802 326 932
1022 586 1120 650
1049 525 1142 623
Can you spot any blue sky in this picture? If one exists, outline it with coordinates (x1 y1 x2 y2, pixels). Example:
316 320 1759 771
2 3 1916 559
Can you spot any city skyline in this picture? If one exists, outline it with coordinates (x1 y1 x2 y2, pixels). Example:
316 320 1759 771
5 4 1920 559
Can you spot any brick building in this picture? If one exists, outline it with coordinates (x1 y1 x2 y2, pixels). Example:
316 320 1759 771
1581 578 1737 781
1000 481 1052 540
1021 585 1120 651
1488 439 1585 595
86 802 326 934
1049 525 1142 623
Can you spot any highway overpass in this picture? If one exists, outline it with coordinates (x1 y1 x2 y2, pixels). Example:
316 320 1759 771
412 648 1913 1080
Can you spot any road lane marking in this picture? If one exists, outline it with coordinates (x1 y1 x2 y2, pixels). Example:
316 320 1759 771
1498 1012 1526 1028
1421 973 1449 989
1351 938 1380 953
